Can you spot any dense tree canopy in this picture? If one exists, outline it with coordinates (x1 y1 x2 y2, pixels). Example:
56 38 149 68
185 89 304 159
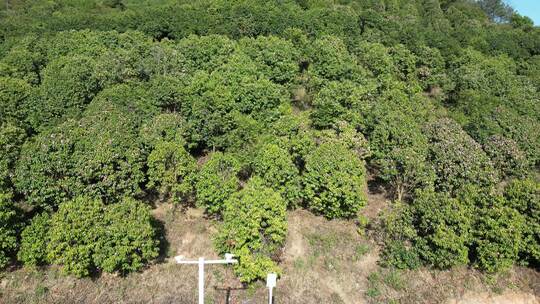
0 0 538 282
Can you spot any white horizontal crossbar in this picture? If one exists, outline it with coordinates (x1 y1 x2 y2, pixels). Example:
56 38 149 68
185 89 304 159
174 255 238 265
176 259 238 264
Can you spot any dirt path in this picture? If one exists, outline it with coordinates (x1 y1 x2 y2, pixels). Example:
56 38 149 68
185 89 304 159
446 291 538 304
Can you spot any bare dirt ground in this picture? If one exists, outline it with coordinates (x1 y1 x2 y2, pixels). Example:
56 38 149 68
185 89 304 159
446 291 538 304
1 201 539 303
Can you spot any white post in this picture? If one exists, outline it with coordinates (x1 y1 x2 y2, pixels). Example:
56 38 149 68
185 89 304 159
266 273 277 304
198 257 204 304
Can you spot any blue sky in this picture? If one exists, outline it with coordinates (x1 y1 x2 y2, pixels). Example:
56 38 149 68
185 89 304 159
505 0 540 25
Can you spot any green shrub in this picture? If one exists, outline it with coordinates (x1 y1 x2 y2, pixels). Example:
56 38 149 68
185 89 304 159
381 240 422 270
303 142 367 219
0 192 21 269
47 196 105 277
18 212 51 266
147 140 197 203
27 55 102 130
139 113 188 149
251 143 302 207
310 80 374 129
425 118 499 193
15 96 147 208
0 77 32 126
504 179 540 265
483 135 529 178
195 152 240 215
47 196 159 277
379 201 421 270
232 247 281 283
215 177 287 282
0 123 26 192
94 198 159 273
412 189 474 269
473 202 525 272
237 36 299 84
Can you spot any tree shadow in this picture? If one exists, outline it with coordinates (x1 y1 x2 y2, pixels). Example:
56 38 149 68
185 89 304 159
367 176 395 201
213 285 248 304
151 216 170 263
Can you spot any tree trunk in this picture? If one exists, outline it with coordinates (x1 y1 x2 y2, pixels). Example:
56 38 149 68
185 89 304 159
396 184 404 202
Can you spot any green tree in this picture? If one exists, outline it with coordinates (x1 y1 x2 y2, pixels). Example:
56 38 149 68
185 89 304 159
147 140 197 203
412 189 474 269
139 113 188 149
14 121 77 209
425 118 498 193
27 55 102 130
18 212 51 266
0 77 32 126
215 177 287 282
0 123 25 192
15 93 147 208
180 54 286 150
47 196 105 277
483 135 529 178
177 35 236 74
477 0 515 22
0 35 43 85
195 152 240 215
251 143 302 207
504 179 540 266
94 198 159 274
237 36 299 84
306 36 364 81
369 113 434 201
47 196 159 277
303 142 367 219
474 202 525 272
310 80 375 129
0 192 21 269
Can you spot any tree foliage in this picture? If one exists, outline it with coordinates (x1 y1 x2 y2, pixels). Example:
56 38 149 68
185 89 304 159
18 212 50 266
412 188 474 268
0 193 21 269
195 152 240 215
147 140 197 203
215 178 287 282
504 179 540 266
14 89 148 209
46 196 159 277
303 143 367 219
424 118 499 193
250 143 302 207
